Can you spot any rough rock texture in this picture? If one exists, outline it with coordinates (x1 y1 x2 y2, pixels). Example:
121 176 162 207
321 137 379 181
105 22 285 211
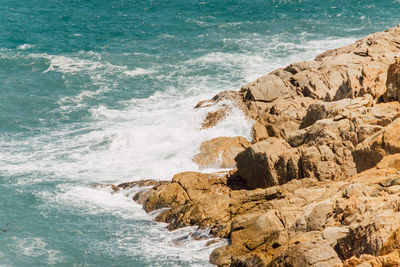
109 26 400 266
114 154 400 266
383 58 400 102
197 25 400 137
193 137 251 169
241 26 400 104
353 117 400 172
235 138 301 189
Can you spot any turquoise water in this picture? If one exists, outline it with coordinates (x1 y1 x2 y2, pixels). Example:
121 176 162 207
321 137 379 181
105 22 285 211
1 1 399 266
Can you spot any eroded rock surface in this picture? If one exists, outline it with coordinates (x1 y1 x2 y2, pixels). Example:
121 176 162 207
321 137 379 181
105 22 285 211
113 154 400 266
193 136 251 169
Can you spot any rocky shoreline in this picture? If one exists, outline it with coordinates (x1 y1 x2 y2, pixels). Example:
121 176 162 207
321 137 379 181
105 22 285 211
111 25 400 266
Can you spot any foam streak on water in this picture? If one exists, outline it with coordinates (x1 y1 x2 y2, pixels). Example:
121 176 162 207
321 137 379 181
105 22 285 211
1 0 400 266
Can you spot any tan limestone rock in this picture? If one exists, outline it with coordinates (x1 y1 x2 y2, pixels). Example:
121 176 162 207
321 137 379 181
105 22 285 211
193 136 250 169
251 120 269 143
269 232 342 267
353 118 400 172
383 58 400 102
242 73 290 102
142 182 188 212
235 138 301 189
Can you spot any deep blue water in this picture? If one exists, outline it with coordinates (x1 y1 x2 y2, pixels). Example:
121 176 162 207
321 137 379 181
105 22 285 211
1 1 399 266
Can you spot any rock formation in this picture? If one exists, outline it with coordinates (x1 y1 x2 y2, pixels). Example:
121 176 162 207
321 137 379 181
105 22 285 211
109 25 400 266
115 154 400 267
193 136 251 169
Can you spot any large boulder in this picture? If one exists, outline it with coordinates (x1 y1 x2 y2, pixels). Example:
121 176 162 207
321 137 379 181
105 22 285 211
235 138 301 189
383 58 400 102
230 210 288 251
193 136 250 169
295 200 334 231
270 233 342 267
299 143 356 181
242 73 291 102
300 95 373 129
142 182 188 212
251 120 269 143
210 210 288 267
353 118 400 172
336 211 400 260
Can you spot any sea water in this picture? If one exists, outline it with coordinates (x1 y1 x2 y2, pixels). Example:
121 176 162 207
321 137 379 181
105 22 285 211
1 0 399 266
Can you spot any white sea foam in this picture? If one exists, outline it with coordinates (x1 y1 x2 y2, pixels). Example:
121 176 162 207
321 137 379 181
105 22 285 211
57 89 105 113
35 184 223 266
38 185 148 219
140 226 226 267
27 52 155 80
42 55 104 73
17 44 35 50
0 85 252 183
13 237 63 264
124 67 155 76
